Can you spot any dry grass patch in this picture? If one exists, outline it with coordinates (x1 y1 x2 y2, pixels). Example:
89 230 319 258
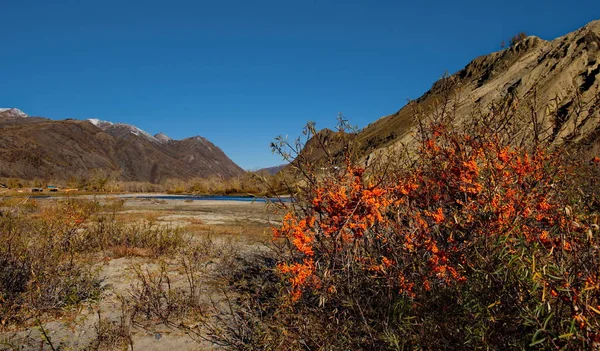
1 194 280 349
0 198 190 328
113 210 163 224
184 223 271 243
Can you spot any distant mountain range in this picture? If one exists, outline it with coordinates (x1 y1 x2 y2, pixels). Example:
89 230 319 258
0 110 245 182
254 164 287 175
4 20 599 183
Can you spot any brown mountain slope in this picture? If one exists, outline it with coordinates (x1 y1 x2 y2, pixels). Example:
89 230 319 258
165 136 246 177
300 20 600 165
0 115 244 182
91 120 245 180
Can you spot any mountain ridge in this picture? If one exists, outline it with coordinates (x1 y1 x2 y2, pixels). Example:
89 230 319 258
298 19 600 167
0 112 245 182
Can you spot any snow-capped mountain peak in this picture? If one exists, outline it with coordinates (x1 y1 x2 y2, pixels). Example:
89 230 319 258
0 108 29 118
88 118 159 143
88 118 114 129
119 123 157 141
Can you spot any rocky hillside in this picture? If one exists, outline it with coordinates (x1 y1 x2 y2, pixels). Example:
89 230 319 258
302 20 600 165
0 113 245 182
254 164 287 175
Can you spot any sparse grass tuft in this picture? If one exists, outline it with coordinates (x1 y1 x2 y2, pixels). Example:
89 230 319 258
90 303 134 351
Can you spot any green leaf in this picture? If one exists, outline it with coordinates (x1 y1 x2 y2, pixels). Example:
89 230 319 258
542 312 554 329
529 336 547 347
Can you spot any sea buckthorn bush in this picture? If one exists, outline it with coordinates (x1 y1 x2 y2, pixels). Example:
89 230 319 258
221 93 600 350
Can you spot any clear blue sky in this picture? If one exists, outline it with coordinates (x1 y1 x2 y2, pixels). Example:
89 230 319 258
1 1 598 169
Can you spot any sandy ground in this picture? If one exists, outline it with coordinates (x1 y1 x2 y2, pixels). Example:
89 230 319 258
1 197 284 351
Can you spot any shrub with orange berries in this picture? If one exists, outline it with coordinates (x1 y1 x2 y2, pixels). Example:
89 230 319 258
269 97 600 349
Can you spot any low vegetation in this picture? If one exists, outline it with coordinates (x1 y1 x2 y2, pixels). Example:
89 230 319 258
0 197 188 328
0 193 273 349
0 198 101 326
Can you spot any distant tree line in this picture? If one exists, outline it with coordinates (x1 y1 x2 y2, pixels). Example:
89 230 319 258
0 170 290 196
